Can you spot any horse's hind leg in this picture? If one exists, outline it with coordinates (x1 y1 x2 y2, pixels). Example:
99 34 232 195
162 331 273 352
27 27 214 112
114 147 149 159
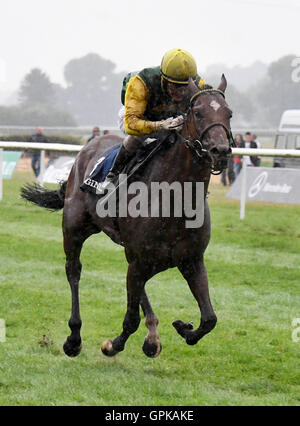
140 290 161 358
173 258 217 345
101 261 145 357
63 230 88 357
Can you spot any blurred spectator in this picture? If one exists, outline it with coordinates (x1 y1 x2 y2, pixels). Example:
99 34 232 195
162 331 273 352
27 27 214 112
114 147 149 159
252 134 261 148
233 133 244 177
86 126 100 144
221 155 235 186
30 127 48 177
251 134 261 166
239 132 259 167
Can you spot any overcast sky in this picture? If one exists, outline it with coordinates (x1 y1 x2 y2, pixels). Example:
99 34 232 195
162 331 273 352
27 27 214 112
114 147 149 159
0 0 299 91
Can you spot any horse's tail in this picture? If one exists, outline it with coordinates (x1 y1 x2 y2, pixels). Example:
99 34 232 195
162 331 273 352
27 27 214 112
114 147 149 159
20 181 67 211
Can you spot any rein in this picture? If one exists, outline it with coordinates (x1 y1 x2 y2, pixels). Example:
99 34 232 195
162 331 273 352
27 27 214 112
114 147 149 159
180 88 236 174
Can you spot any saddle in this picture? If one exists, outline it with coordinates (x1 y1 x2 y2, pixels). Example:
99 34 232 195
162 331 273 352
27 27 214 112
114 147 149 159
80 131 175 195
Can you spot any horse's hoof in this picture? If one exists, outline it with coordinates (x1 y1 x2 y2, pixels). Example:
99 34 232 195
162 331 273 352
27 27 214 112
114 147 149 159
101 340 119 357
63 337 82 357
172 320 193 338
142 338 162 358
185 335 199 345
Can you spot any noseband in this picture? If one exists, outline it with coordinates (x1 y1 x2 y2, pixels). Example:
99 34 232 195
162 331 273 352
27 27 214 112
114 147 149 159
182 88 236 174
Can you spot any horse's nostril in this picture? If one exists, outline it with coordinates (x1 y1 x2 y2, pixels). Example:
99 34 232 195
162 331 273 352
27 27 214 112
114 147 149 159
211 145 231 156
219 145 230 154
210 147 219 156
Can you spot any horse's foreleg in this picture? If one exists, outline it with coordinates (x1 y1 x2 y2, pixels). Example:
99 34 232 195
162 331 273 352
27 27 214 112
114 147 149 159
140 290 162 358
101 261 145 357
174 259 217 345
63 233 85 357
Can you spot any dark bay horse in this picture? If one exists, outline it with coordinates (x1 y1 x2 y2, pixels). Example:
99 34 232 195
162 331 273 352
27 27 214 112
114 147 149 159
21 75 233 358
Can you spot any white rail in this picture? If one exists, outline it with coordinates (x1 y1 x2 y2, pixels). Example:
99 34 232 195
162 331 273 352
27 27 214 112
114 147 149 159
0 141 82 152
0 142 83 199
1 142 300 156
232 148 300 157
1 143 300 213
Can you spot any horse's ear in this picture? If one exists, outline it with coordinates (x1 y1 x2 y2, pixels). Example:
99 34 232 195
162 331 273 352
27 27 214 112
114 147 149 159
187 76 200 96
218 74 227 93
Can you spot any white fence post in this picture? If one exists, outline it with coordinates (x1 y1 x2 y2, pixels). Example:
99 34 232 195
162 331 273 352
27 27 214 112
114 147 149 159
0 149 2 201
38 149 45 185
240 159 247 220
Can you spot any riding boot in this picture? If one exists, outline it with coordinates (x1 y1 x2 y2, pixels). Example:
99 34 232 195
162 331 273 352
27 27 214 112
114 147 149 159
98 143 134 190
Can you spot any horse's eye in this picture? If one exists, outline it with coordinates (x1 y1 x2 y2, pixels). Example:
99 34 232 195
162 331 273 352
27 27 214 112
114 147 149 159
195 111 203 120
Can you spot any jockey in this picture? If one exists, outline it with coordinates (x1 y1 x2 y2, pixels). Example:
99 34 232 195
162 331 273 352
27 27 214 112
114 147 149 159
100 48 205 189
86 126 100 144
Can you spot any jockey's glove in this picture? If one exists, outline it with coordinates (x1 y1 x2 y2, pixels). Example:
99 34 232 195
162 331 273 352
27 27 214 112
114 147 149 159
158 115 184 131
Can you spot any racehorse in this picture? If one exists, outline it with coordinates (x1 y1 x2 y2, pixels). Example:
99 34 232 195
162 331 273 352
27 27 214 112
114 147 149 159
21 75 234 358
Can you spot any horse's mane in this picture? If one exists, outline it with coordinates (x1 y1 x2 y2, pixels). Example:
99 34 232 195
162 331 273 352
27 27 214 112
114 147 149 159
202 84 213 90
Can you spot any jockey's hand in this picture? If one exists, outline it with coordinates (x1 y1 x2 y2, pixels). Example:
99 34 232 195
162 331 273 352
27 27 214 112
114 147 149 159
159 115 184 131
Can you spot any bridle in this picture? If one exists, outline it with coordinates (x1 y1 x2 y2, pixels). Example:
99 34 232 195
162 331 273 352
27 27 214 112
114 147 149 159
179 88 236 174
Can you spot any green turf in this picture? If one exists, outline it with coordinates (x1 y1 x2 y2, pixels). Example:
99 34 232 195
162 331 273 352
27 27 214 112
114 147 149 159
0 172 299 406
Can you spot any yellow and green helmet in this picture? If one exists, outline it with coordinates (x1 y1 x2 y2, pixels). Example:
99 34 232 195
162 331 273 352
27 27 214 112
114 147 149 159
160 48 198 84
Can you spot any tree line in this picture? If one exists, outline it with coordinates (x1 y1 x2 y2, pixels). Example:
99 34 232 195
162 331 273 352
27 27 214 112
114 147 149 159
0 53 299 128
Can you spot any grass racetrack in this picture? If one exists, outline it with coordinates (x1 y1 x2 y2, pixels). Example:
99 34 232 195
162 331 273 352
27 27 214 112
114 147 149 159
0 172 299 406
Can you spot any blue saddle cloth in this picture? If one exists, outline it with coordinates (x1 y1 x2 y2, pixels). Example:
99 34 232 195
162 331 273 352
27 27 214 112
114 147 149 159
80 134 170 194
80 144 121 193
